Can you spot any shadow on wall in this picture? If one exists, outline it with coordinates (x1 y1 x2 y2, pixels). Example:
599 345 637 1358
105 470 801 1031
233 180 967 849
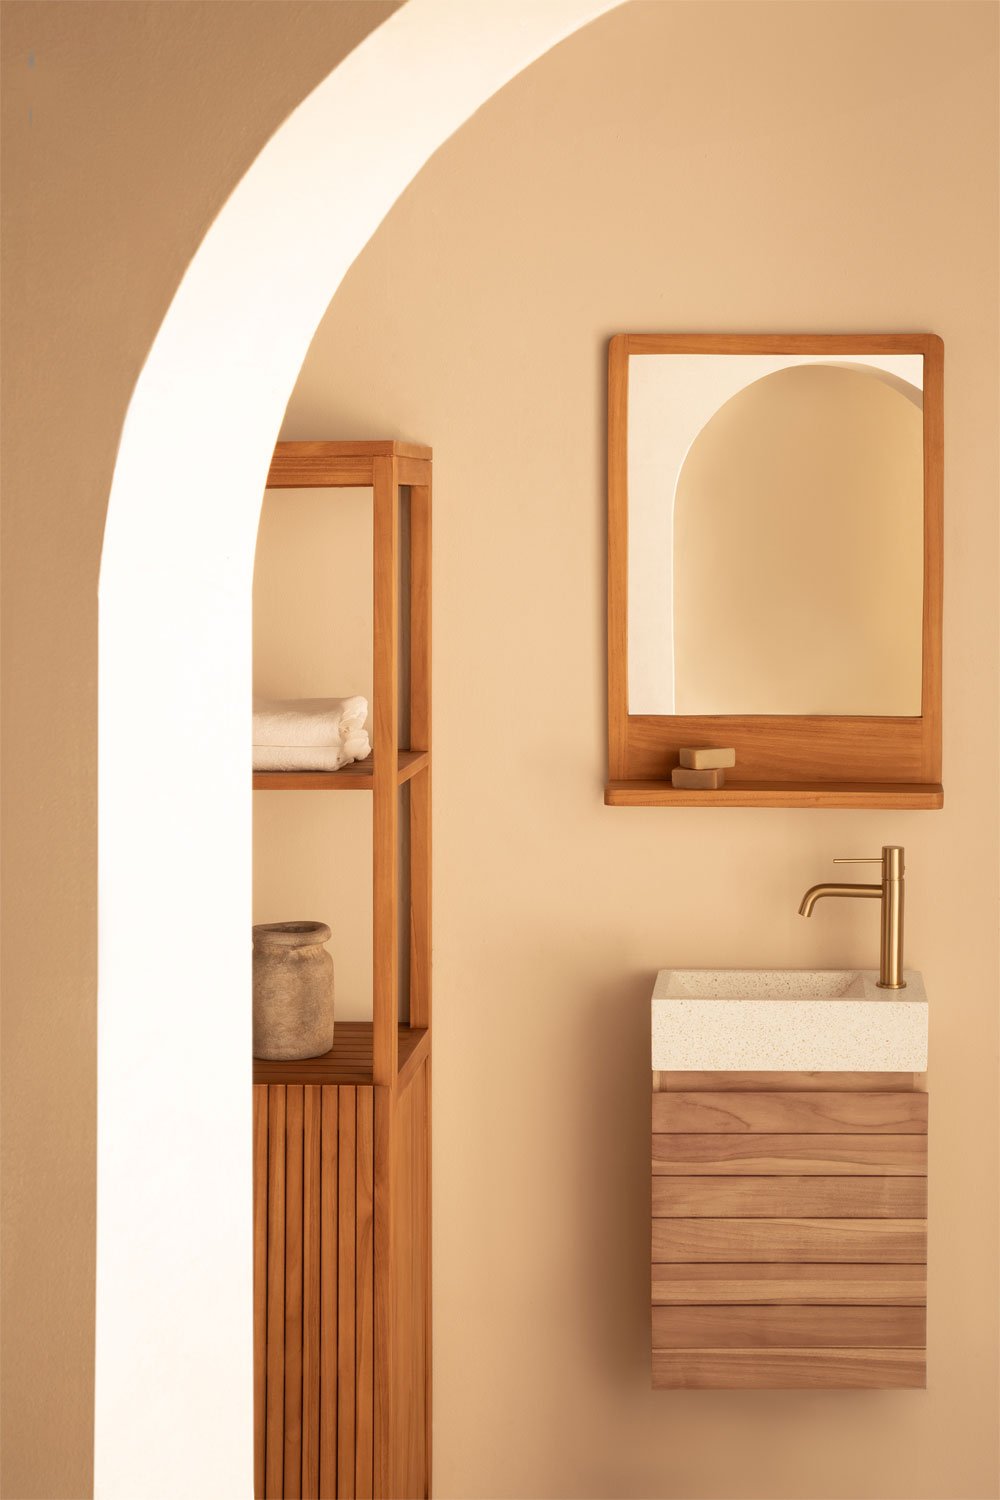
575 969 654 1381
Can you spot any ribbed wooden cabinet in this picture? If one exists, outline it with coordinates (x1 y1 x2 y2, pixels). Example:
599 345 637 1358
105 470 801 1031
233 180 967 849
651 1071 928 1389
253 442 432 1498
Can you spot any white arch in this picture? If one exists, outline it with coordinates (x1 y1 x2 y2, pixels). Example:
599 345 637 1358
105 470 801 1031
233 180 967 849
95 3 620 1495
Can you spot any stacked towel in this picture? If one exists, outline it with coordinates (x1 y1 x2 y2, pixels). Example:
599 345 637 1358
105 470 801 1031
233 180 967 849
253 696 372 772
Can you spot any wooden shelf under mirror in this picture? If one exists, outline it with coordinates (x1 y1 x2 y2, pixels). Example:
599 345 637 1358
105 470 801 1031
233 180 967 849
606 780 944 809
607 334 944 809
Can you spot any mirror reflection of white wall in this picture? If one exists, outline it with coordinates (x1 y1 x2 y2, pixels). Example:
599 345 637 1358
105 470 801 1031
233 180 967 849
627 354 925 716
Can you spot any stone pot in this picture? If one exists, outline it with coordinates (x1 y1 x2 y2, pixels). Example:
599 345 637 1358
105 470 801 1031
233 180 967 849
252 921 335 1060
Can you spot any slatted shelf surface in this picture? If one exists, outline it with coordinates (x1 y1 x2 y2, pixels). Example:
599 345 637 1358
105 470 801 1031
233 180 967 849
254 1023 428 1087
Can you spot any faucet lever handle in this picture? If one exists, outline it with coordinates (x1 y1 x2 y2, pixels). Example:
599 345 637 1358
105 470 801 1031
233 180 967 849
833 856 882 864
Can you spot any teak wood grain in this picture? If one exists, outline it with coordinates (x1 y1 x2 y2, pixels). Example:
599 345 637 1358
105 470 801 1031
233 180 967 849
652 1089 928 1134
318 1090 338 1500
408 479 432 1034
373 1091 393 1500
252 1024 427 1088
653 1070 917 1092
337 1090 357 1499
284 1088 304 1499
267 440 431 490
372 456 399 1087
254 1088 268 1500
355 1092 374 1500
301 1089 321 1500
652 1348 926 1389
652 1304 926 1349
652 1176 927 1218
651 1262 927 1305
606 779 943 809
652 1218 927 1264
252 750 428 793
254 1082 379 1499
266 1089 286 1499
390 1062 430 1499
607 333 944 805
650 1072 928 1388
652 1133 928 1176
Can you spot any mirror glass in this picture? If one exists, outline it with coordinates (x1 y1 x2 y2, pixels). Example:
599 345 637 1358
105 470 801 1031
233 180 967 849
627 354 925 716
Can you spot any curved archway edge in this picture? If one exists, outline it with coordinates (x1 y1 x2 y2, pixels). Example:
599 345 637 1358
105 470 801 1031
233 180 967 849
96 4 620 1494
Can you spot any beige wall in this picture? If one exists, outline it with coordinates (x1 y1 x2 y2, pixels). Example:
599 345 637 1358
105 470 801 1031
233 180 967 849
4 2 999 1498
253 489 375 1016
0 6 397 1497
275 4 998 1495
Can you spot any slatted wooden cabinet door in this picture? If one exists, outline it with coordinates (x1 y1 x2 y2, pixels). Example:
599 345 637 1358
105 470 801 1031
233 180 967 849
651 1077 928 1389
255 1083 375 1498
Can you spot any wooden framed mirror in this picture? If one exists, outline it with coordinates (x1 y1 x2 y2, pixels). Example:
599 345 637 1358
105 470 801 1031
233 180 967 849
606 334 943 808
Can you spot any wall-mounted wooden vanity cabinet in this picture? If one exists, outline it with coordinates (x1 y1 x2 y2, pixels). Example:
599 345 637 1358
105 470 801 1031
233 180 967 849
651 1071 928 1389
608 334 944 809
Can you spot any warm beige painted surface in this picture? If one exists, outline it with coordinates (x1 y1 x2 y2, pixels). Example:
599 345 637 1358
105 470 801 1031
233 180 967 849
253 488 375 1017
0 6 398 1498
673 365 924 714
3 2 999 1499
269 3 998 1496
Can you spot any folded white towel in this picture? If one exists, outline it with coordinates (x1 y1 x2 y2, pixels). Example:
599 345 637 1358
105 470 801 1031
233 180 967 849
254 695 369 746
253 696 372 772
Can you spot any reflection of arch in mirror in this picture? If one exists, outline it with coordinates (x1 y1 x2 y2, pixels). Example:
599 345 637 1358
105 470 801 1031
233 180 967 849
671 363 924 716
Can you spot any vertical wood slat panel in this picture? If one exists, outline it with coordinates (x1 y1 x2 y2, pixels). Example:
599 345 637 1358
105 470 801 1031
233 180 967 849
301 1089 321 1500
266 1088 287 1499
284 1088 304 1498
319 1088 339 1500
423 1059 433 1498
355 1089 375 1499
388 1064 430 1500
374 1088 394 1500
338 1087 357 1498
253 1087 268 1500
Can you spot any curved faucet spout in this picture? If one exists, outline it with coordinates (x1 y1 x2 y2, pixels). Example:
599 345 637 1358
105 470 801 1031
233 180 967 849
798 882 882 918
797 845 905 989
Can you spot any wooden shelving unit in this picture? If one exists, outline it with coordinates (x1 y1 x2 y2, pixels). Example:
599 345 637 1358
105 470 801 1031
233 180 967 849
252 440 432 1500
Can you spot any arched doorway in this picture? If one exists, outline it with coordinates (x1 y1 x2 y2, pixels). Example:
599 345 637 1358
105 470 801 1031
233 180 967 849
95 3 621 1493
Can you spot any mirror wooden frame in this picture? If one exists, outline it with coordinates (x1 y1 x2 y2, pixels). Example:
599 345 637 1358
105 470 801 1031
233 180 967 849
606 333 943 809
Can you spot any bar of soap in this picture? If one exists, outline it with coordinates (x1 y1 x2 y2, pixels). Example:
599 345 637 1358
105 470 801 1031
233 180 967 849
679 746 736 770
672 766 726 789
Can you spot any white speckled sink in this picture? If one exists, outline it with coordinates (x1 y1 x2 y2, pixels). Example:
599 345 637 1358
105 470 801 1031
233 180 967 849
651 969 928 1072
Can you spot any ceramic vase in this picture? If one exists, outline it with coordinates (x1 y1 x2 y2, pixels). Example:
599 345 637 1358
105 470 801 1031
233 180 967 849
252 920 335 1060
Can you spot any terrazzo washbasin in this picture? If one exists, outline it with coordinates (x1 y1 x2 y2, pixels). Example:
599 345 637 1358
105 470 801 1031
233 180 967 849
651 968 928 1072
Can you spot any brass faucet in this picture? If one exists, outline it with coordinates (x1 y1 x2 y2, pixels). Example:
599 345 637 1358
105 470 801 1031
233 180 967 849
798 845 906 990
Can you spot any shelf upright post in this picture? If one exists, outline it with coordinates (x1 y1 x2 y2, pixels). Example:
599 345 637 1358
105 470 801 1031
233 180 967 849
408 465 433 1490
372 453 400 1087
409 472 432 1034
372 452 399 1500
